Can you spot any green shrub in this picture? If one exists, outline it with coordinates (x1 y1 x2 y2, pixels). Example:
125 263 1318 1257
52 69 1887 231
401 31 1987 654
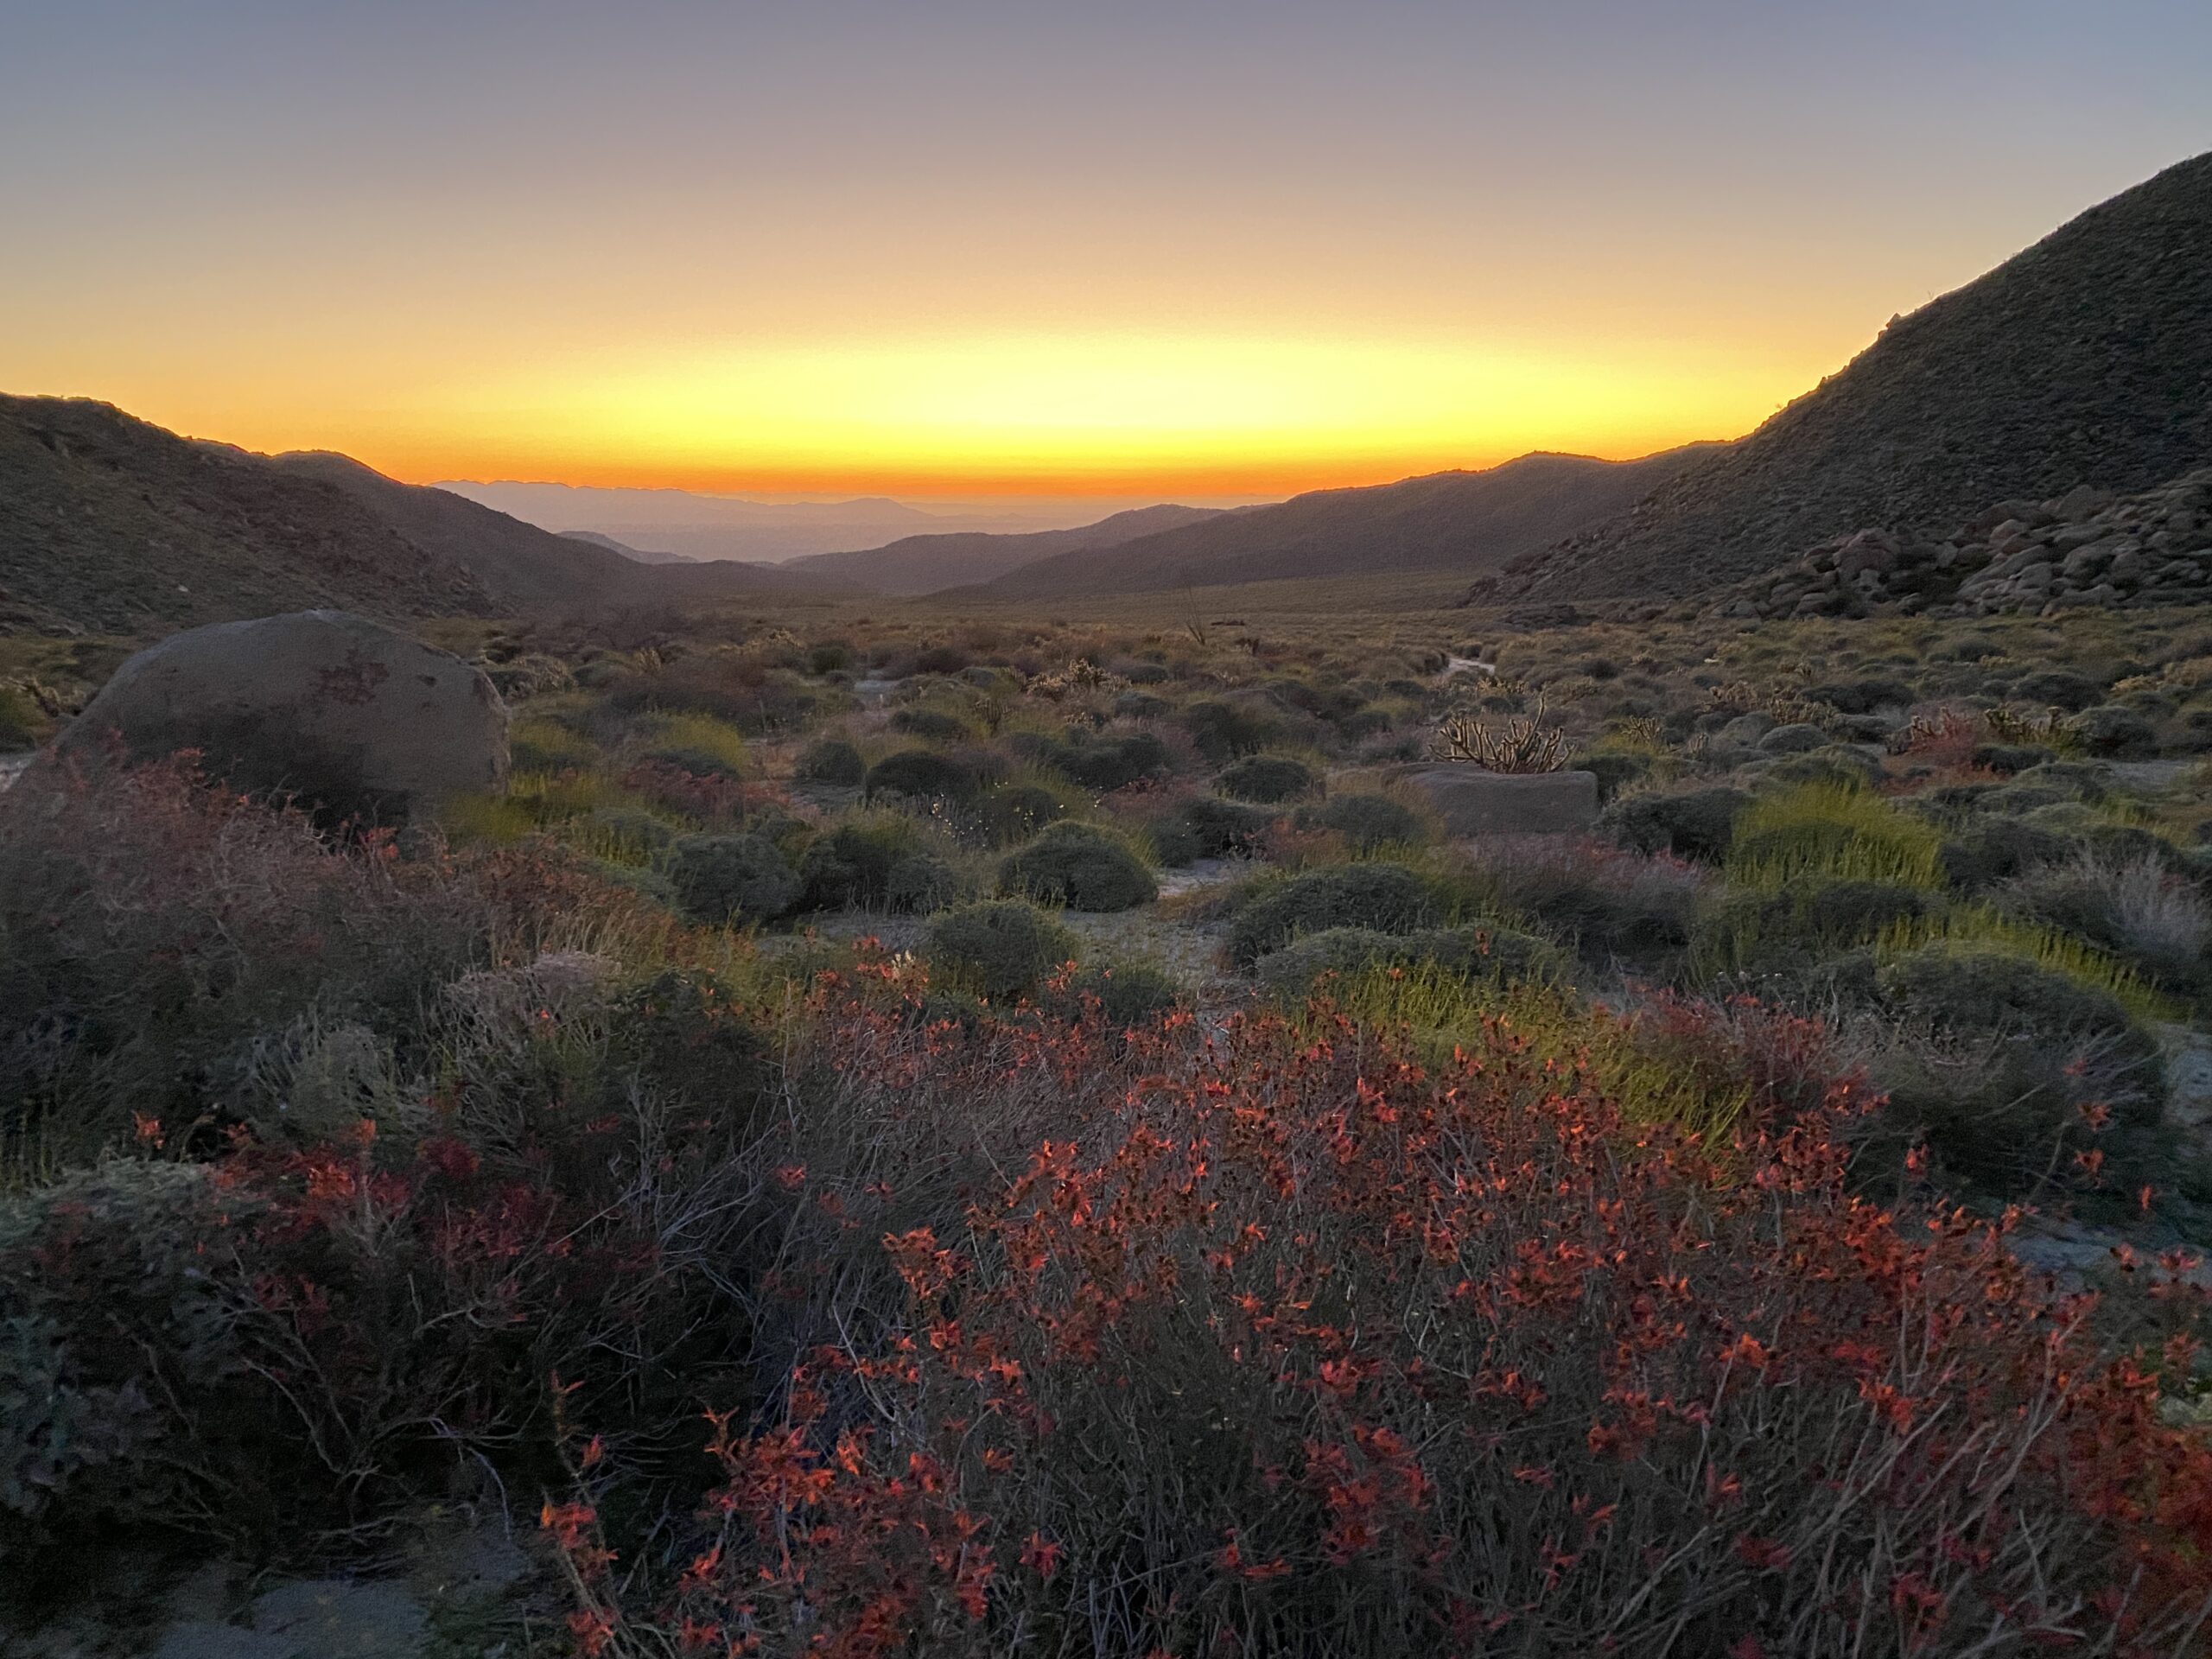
576 804 681 866
976 782 1070 846
1045 731 1171 791
1064 959 1184 1027
665 833 800 925
2012 669 2101 711
1216 753 1318 804
508 715 600 773
807 643 855 675
1876 941 2155 1075
1601 785 1750 863
1113 691 1170 721
1298 793 1424 852
1972 742 2056 775
798 814 962 913
2067 703 2158 759
1148 797 1275 866
639 712 750 779
889 708 971 743
1808 677 1914 715
1255 923 1560 995
1937 817 2069 889
1227 863 1433 969
925 900 1077 999
1180 698 1281 760
999 822 1157 912
1756 722 1827 754
794 737 866 785
1727 783 1943 890
1698 878 1932 974
864 747 981 804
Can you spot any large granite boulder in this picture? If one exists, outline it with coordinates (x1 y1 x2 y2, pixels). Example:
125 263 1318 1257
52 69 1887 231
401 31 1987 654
60 610 506 822
1393 765 1599 837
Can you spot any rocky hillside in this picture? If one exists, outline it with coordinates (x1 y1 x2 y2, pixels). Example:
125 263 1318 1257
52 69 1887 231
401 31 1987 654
1675 468 2212 623
1515 150 2212 601
787 503 1228 595
975 448 1714 599
0 397 842 637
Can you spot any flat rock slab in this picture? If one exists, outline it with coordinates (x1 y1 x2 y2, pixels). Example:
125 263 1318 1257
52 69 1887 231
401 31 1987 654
1394 766 1599 838
251 1581 427 1659
146 1625 305 1659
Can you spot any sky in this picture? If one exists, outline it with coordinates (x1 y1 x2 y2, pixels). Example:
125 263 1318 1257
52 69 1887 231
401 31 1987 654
3 1 2209 505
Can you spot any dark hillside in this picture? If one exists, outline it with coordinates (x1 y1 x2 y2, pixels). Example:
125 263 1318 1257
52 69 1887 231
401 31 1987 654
976 448 1715 599
1520 150 2212 599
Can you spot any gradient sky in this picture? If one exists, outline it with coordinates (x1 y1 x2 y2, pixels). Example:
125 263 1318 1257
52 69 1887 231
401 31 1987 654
5 2 2209 501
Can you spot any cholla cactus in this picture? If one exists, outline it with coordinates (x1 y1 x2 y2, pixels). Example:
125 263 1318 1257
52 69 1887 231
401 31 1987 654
1026 658 1123 701
1430 694 1567 772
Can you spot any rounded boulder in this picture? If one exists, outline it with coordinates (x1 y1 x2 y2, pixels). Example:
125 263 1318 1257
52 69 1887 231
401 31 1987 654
60 609 508 821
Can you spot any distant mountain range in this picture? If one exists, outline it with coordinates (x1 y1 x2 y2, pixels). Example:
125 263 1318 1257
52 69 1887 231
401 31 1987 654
968 449 1715 600
786 504 1232 594
0 397 849 636
1511 149 2212 600
558 529 695 564
438 480 1084 565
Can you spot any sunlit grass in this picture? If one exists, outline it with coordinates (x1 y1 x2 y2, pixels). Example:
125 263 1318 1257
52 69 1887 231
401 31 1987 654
1727 781 1944 891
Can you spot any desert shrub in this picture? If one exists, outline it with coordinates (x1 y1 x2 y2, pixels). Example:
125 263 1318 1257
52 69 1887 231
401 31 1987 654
1861 1026 2144 1199
2012 668 2101 711
1936 816 2069 890
1601 785 1750 863
1216 753 1318 804
1467 837 1707 973
665 833 800 926
2067 703 2159 759
1062 959 1183 1028
1147 796 1275 866
0 759 650 1156
912 645 970 677
1698 878 1933 975
1179 697 1281 760
1745 746 1885 793
1576 749 1653 801
1227 863 1432 969
1042 730 1171 791
1113 690 1170 720
1875 941 2156 1078
1808 677 1914 715
1727 783 1943 891
798 813 961 913
864 747 981 804
923 900 1076 1000
1297 792 1423 852
1756 721 1828 753
577 804 680 866
508 715 600 772
889 707 970 743
807 642 855 675
976 782 1070 847
794 736 866 785
2004 852 2211 990
2023 801 2174 868
1255 922 1560 995
1972 742 2056 775
553 1007 2212 1658
639 712 751 780
998 822 1156 912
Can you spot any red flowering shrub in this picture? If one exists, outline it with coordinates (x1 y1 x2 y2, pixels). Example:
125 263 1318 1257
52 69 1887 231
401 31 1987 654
552 1001 2212 1657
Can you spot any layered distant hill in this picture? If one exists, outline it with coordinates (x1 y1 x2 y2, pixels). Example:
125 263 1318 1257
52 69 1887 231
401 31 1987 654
1515 150 2212 601
788 504 1230 595
437 480 1071 564
560 529 694 564
0 397 843 636
969 448 1716 600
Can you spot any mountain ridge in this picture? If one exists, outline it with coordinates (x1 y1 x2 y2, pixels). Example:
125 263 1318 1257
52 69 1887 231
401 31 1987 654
1512 149 2212 600
786 503 1232 595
